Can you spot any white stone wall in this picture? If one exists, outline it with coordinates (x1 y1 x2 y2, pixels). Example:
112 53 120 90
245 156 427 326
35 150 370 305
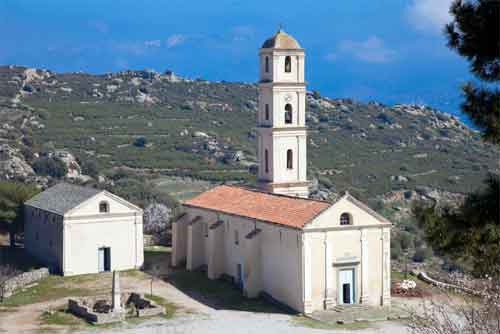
24 206 64 272
178 207 304 312
302 200 391 311
25 192 144 276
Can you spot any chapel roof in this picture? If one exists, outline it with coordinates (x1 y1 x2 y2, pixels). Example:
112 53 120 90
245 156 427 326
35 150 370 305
183 185 330 229
261 29 302 49
25 182 102 215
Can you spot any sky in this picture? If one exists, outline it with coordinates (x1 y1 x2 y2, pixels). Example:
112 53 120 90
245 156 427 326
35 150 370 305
0 0 472 119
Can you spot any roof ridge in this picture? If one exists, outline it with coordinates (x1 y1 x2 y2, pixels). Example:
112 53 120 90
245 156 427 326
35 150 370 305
219 184 332 205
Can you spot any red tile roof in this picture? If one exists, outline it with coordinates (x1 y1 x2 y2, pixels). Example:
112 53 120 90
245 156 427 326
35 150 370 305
183 185 330 229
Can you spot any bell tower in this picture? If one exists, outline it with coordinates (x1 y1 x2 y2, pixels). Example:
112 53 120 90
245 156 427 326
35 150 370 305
257 29 309 198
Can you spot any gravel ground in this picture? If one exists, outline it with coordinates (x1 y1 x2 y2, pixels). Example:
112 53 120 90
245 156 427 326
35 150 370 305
79 310 410 334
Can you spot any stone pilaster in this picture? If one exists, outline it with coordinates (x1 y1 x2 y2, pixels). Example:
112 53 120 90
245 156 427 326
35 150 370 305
323 235 335 309
381 228 391 306
243 229 262 298
171 213 188 267
303 234 313 313
360 229 369 304
186 216 204 271
207 221 225 280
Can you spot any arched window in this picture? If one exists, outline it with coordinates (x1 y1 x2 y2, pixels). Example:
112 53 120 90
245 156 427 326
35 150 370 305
99 201 109 213
286 149 293 169
264 149 269 173
284 104 293 124
285 56 292 73
265 104 270 120
340 213 352 225
265 56 269 73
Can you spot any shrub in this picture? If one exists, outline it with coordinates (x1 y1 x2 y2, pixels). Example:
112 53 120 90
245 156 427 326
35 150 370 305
399 231 415 250
133 137 146 148
32 157 67 178
391 239 402 260
413 246 432 263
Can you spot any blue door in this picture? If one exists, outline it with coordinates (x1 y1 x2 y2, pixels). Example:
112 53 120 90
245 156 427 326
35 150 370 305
237 264 243 290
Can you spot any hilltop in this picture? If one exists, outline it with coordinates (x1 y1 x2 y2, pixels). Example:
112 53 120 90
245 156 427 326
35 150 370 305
0 65 497 205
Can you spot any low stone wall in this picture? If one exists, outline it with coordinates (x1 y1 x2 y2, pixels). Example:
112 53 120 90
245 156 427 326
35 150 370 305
417 271 478 295
68 299 126 324
1 268 49 299
127 293 164 318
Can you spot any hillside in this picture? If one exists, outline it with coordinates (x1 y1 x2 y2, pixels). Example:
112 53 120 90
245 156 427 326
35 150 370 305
0 65 498 204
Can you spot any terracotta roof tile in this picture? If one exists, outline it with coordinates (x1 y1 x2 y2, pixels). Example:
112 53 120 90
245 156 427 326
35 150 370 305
183 185 330 229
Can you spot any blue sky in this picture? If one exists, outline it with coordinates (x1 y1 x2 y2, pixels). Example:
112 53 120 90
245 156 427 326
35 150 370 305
0 0 470 118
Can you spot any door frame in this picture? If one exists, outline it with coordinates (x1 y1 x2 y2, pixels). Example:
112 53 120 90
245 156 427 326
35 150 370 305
337 267 356 305
98 247 111 272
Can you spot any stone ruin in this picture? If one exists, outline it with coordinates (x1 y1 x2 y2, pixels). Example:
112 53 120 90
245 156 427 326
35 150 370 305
68 271 163 325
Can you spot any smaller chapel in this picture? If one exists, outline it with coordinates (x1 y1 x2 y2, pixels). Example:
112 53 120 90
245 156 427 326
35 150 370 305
172 29 391 314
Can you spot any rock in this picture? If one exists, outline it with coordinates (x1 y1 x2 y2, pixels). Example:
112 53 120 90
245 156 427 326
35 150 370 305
53 150 82 178
413 153 428 159
391 175 408 183
73 116 85 122
60 87 73 93
0 144 35 179
193 131 209 138
106 85 119 93
179 129 189 136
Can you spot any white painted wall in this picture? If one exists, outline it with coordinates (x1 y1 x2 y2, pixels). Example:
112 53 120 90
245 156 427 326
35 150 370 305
25 192 144 276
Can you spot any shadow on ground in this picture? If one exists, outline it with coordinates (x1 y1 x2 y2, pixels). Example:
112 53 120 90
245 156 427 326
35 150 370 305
143 248 294 314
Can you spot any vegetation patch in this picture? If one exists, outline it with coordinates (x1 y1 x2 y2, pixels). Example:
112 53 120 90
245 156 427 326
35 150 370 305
144 294 178 319
3 274 100 306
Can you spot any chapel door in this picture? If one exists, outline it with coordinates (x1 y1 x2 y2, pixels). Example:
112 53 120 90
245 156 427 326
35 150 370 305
339 269 355 304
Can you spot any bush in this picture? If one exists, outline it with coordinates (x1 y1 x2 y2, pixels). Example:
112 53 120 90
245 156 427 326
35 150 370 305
413 246 432 263
79 160 99 178
133 137 146 148
399 231 415 250
32 157 67 178
391 239 402 260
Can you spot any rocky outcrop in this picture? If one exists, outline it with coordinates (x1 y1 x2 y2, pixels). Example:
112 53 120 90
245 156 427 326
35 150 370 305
0 144 34 180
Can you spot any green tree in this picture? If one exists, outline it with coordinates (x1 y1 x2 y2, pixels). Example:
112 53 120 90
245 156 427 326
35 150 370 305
0 181 39 247
415 0 500 278
415 174 499 277
445 0 500 144
32 157 67 178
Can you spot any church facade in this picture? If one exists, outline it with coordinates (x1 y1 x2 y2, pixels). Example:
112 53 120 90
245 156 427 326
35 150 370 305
171 30 391 314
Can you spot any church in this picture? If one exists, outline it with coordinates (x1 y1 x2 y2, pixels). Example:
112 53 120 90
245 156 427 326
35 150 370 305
171 29 391 314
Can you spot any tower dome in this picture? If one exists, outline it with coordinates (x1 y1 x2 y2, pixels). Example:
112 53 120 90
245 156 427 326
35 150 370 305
261 29 301 49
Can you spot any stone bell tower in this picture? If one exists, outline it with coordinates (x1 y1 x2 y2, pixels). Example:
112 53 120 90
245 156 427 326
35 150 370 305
257 29 309 198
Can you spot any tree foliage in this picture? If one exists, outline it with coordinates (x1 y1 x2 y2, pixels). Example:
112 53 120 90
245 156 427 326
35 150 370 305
32 157 67 178
143 202 172 242
415 174 500 277
0 181 39 247
445 0 500 144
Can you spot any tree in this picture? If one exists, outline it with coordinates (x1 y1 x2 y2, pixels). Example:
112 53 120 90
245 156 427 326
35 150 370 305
0 181 39 247
415 0 500 278
32 157 67 178
415 174 500 277
143 202 171 244
445 0 500 144
133 137 146 148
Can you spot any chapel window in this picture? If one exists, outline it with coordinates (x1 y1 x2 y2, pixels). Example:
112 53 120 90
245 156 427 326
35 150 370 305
99 201 109 213
285 56 292 73
265 104 270 121
286 149 293 169
285 104 293 124
265 56 269 73
340 213 352 225
265 149 269 173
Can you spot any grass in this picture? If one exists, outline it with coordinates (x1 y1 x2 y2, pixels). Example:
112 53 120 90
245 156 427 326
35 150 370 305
2 274 102 306
144 294 178 319
292 315 372 330
144 245 170 253
39 309 87 327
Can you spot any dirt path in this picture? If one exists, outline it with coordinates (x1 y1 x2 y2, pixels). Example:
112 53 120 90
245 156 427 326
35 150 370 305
0 273 213 334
